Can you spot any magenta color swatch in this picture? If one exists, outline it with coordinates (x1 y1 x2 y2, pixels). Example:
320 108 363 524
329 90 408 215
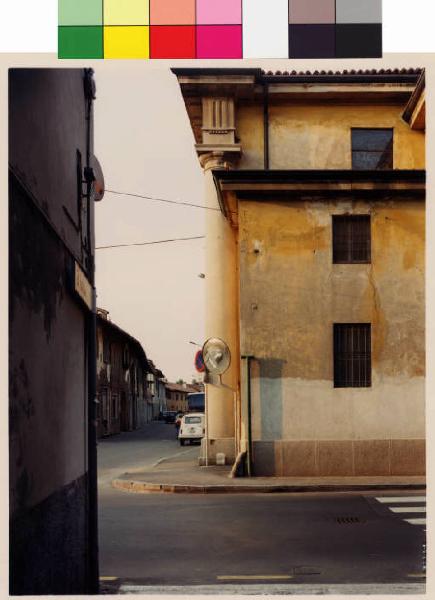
196 0 242 25
196 25 242 58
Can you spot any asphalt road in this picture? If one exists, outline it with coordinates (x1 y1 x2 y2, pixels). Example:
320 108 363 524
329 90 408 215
97 420 199 486
97 423 426 594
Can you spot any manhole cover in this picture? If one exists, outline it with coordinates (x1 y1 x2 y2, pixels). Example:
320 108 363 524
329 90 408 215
335 516 366 524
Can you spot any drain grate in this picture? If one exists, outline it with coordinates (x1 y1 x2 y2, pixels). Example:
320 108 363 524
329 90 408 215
335 516 366 525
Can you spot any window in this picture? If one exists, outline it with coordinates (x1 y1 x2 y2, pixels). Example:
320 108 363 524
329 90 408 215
103 337 111 363
351 128 393 169
333 324 371 388
185 416 202 424
111 393 119 420
333 215 371 264
122 345 130 370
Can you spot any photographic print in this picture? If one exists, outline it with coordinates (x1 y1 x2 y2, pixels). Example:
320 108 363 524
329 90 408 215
8 56 426 596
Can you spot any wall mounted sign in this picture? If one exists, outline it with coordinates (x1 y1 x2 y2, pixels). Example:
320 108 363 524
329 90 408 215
74 261 93 311
58 0 382 59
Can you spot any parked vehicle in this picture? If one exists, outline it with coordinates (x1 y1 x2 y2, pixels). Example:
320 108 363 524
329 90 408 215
178 413 205 446
163 411 177 423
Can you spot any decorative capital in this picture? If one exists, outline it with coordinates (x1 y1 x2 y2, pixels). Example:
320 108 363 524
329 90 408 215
198 150 240 172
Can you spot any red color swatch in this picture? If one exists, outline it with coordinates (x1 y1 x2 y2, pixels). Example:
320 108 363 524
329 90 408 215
150 26 196 58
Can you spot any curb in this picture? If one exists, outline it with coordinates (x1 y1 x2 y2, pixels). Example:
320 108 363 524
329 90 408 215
112 478 426 495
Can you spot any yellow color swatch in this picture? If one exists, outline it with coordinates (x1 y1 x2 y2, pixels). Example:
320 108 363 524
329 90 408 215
104 0 149 25
104 26 149 58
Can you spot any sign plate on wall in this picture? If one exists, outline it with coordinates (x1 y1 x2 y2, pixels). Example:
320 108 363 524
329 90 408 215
74 262 93 310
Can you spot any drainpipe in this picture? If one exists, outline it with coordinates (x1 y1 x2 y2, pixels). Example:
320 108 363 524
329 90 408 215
263 83 269 170
84 68 99 595
242 355 255 476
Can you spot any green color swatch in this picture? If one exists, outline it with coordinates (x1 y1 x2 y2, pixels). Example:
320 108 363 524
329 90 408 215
59 0 103 26
58 26 104 59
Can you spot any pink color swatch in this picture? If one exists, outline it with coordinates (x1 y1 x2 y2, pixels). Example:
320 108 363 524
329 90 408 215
196 0 242 25
196 25 242 58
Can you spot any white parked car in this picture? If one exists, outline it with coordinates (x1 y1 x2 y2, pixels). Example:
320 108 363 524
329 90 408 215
178 413 205 446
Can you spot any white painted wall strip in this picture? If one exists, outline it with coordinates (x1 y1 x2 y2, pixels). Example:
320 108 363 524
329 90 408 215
242 0 289 58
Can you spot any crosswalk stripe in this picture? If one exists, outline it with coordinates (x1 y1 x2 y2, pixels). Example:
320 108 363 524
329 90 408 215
375 496 425 503
389 506 426 513
404 518 426 526
374 495 426 527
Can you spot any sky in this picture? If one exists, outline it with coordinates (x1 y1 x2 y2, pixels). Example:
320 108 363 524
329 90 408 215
93 64 205 382
91 55 429 383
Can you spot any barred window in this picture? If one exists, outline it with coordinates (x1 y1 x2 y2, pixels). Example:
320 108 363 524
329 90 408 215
334 324 371 388
351 128 393 169
333 215 371 264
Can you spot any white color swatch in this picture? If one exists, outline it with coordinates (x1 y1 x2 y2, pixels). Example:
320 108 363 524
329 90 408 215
242 0 289 58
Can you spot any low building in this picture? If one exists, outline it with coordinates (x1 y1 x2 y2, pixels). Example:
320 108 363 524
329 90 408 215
165 382 199 413
96 309 151 437
147 360 167 419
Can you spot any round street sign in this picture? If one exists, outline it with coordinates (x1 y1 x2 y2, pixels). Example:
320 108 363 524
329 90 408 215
194 349 205 373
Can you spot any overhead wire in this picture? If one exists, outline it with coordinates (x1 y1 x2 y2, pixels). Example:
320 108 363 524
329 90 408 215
105 189 221 212
96 235 205 250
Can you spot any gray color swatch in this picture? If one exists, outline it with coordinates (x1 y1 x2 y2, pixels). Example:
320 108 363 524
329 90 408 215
336 0 382 24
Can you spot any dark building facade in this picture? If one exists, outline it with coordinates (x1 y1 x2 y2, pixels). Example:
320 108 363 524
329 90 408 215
9 69 100 594
96 310 151 438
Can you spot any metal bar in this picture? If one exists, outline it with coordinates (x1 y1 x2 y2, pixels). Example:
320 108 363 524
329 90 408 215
263 84 269 170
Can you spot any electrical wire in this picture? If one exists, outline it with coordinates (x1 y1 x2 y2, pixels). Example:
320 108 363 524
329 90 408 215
96 235 205 250
105 189 221 212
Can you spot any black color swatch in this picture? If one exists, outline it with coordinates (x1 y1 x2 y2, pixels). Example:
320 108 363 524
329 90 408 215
289 24 335 59
335 24 382 58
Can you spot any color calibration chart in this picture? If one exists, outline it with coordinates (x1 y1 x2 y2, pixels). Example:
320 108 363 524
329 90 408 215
58 0 382 59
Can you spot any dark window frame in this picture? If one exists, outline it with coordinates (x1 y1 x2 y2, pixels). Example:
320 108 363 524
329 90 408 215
351 127 394 170
332 214 371 264
333 323 372 388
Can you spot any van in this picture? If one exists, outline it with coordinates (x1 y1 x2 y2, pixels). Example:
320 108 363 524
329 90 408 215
178 413 205 446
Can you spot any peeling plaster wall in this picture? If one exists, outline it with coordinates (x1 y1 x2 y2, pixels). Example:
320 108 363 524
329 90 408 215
239 198 425 475
236 103 425 170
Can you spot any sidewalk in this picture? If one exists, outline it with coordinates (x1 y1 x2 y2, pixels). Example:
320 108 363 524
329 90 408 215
112 453 426 494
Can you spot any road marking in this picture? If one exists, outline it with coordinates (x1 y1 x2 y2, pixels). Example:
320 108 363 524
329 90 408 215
375 496 425 503
404 518 426 525
100 576 119 581
374 495 426 527
216 575 293 581
389 506 426 513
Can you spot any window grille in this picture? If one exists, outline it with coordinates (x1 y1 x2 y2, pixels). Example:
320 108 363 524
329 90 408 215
333 215 371 264
351 128 393 169
333 323 371 387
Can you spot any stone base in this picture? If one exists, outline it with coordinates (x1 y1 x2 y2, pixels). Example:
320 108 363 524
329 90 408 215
252 439 426 477
10 473 90 595
199 437 236 466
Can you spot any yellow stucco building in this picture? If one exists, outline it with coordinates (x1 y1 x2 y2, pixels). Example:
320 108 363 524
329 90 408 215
174 67 426 477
